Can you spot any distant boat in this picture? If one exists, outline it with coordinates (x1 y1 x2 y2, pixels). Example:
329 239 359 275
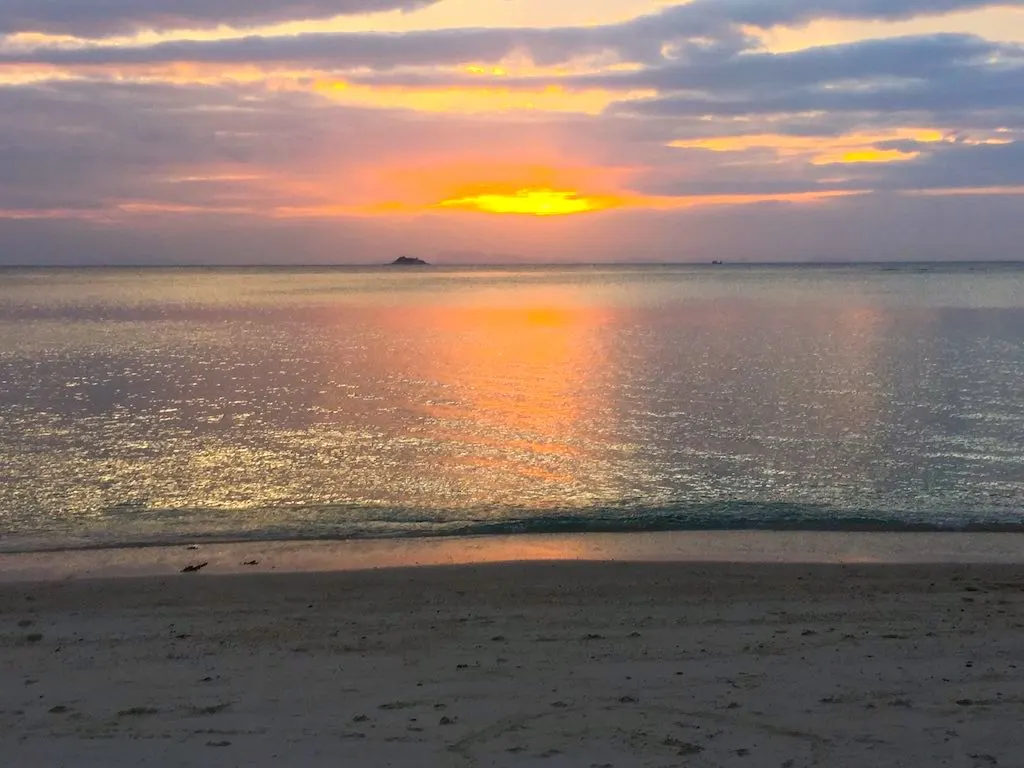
390 256 429 266
711 260 724 265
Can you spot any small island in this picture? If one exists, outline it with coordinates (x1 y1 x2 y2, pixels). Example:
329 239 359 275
390 256 429 266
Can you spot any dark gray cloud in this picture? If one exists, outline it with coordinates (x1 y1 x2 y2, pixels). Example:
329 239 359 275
586 0 1010 58
0 0 440 37
606 34 1024 120
342 33 1011 90
0 22 640 71
0 28 530 70
329 32 1024 161
0 81 320 214
661 0 1012 31
616 62 1024 118
592 34 1012 92
849 139 1024 191
0 0 1009 70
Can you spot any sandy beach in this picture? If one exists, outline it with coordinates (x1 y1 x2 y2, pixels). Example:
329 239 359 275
2 557 1023 767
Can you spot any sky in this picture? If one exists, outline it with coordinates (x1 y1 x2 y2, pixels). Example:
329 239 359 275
1 0 1023 264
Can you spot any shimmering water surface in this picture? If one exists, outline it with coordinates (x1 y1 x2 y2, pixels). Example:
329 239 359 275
1 264 1022 551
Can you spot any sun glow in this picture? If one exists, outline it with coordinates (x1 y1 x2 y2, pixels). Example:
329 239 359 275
438 187 621 216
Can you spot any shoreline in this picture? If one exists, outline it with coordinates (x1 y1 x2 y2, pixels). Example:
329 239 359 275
3 560 1022 767
3 530 1024 583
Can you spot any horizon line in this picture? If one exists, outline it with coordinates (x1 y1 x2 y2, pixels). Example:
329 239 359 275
2 259 1024 270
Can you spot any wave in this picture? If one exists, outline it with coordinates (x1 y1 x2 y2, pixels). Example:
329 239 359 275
3 500 1023 554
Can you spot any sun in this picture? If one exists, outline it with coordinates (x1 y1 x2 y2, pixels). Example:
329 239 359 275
437 187 622 216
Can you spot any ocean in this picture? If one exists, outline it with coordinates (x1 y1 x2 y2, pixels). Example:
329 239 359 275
1 263 1022 552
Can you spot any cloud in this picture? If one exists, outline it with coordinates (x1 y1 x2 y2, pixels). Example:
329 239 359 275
0 28 531 70
0 80 659 218
596 34 1011 91
1 1 1023 264
663 0 1010 31
342 32 1011 91
0 0 1010 71
616 62 1024 118
587 33 1024 132
847 138 1024 191
312 31 1024 152
0 81 309 215
4 64 1023 225
0 0 441 37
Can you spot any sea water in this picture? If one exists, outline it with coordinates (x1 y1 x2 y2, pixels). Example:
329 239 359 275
1 264 1022 551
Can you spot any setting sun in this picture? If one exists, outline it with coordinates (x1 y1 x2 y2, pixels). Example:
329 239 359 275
437 188 621 216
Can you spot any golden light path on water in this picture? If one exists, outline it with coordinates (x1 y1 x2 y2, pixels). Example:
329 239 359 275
351 279 625 511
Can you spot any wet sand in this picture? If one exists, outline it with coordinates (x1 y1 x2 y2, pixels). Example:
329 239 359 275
2 560 1023 767
5 530 1024 581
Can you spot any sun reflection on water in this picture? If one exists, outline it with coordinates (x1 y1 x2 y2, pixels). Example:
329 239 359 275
367 286 621 508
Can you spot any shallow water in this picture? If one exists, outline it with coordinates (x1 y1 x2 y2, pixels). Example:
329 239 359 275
1 264 1022 551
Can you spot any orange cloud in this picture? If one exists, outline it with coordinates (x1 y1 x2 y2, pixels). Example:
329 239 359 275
669 129 945 165
312 78 639 115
